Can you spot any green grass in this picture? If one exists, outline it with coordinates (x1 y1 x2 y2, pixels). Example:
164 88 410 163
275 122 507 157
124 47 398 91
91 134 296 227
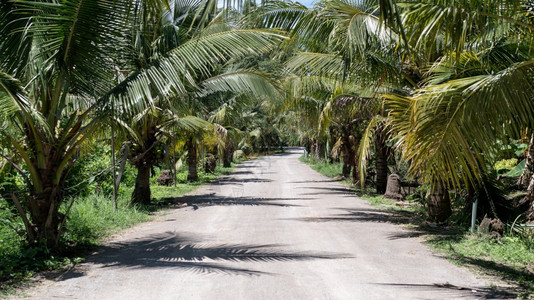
62 194 148 245
0 193 149 294
299 155 534 298
428 232 534 298
0 159 241 294
299 156 343 178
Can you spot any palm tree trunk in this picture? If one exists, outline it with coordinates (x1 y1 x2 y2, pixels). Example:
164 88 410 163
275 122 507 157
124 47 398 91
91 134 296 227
518 133 534 187
314 140 322 160
520 171 534 220
24 154 71 249
131 127 158 205
28 182 62 249
132 162 152 205
309 139 316 158
342 154 352 178
187 137 198 181
352 163 360 184
375 126 389 194
375 151 388 194
341 135 354 178
223 143 234 168
428 184 452 222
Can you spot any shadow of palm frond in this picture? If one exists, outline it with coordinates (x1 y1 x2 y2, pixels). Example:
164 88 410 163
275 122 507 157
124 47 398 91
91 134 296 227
272 151 295 157
296 186 356 197
289 180 339 184
180 193 302 209
371 282 517 299
453 256 534 296
217 177 273 183
86 232 350 276
283 208 399 224
387 224 458 240
226 170 254 175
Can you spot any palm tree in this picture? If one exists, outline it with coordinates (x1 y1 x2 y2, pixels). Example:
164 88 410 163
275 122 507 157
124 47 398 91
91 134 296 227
0 0 285 248
118 109 210 204
185 68 280 179
115 1 281 200
0 0 137 248
253 0 407 191
384 0 534 220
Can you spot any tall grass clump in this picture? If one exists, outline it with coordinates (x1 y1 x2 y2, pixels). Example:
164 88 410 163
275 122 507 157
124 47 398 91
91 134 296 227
62 194 147 245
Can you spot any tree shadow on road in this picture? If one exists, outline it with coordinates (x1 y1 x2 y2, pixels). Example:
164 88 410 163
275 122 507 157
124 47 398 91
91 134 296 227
297 186 356 197
216 177 273 184
371 282 517 299
289 180 339 184
283 207 461 243
70 232 352 277
226 170 254 175
444 256 534 297
169 193 303 210
291 207 531 297
284 208 419 225
156 192 304 210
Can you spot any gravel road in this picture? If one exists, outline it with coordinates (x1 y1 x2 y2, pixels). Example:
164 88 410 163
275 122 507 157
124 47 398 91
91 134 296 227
14 148 501 299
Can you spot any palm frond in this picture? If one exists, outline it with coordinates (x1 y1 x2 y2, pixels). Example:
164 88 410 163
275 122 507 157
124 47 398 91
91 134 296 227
357 116 382 189
197 71 280 100
400 0 531 59
242 0 309 31
106 30 286 116
386 59 534 188
162 114 213 137
0 72 49 138
286 52 345 79
0 1 33 77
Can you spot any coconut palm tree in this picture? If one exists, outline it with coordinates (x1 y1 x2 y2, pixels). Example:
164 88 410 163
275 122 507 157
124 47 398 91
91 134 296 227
253 0 408 192
384 0 534 220
185 68 280 179
0 0 285 248
114 1 282 200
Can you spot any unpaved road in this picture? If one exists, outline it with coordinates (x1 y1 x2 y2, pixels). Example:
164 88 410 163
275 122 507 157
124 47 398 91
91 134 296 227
14 148 504 299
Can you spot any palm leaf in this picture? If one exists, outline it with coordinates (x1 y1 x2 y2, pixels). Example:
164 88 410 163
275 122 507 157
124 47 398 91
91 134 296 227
197 71 280 99
106 30 286 115
386 59 534 188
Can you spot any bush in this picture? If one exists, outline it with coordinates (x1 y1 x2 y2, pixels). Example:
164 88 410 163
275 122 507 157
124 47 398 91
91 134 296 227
494 158 519 174
65 145 137 198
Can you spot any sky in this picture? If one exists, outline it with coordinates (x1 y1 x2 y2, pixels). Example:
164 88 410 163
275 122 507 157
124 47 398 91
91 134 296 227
298 0 315 7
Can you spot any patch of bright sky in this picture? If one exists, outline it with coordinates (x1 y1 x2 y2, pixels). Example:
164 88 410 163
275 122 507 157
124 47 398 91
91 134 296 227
217 0 315 8
297 0 315 7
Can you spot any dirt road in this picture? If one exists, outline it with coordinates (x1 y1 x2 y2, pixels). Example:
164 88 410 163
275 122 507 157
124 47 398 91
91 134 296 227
15 148 500 299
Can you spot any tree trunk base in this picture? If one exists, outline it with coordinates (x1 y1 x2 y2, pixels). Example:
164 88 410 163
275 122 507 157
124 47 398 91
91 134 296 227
428 187 452 222
132 163 152 205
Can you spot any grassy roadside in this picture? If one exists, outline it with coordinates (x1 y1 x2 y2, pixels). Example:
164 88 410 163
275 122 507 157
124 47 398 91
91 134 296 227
0 160 241 295
300 156 534 299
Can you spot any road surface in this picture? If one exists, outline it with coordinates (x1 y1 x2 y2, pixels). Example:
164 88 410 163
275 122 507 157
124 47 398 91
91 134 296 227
15 148 501 299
